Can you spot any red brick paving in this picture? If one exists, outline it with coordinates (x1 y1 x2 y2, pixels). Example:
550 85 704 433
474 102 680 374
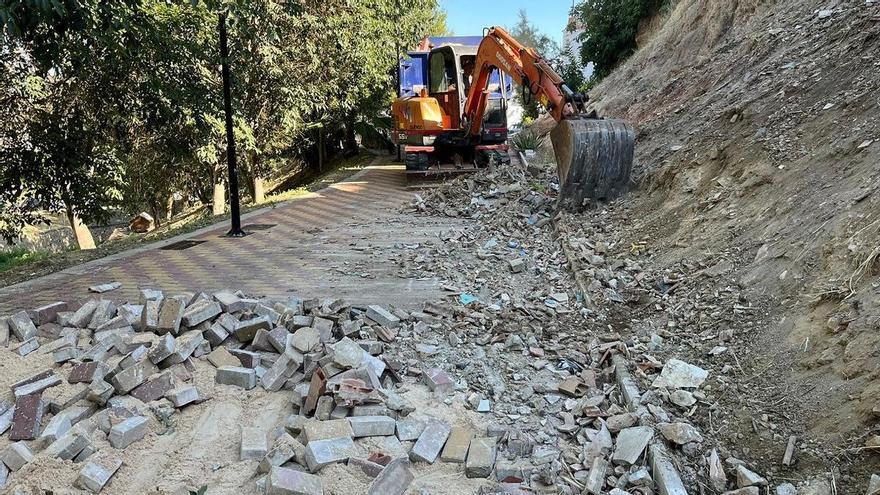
0 163 456 312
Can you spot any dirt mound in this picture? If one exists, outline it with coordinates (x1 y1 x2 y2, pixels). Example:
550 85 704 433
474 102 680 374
554 0 880 489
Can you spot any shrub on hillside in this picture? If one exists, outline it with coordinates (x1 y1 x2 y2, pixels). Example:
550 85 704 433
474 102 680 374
574 0 668 80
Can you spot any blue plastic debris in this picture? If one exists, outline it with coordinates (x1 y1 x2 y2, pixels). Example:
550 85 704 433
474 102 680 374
460 293 478 305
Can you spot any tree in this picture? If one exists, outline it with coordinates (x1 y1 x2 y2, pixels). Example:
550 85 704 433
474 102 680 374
509 9 559 121
573 0 667 80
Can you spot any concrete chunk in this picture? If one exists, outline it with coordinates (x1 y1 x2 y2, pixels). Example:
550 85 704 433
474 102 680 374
612 426 654 466
45 432 91 460
465 437 497 478
14 336 40 356
216 366 257 389
262 354 299 392
409 420 451 463
207 346 240 368
365 305 400 328
233 316 272 342
75 457 123 493
0 441 33 471
109 415 149 449
156 297 185 335
304 436 358 472
367 458 413 495
165 385 200 408
130 371 175 403
584 456 608 495
110 359 159 394
241 427 269 460
182 300 221 327
161 330 204 365
440 426 473 463
649 443 688 495
303 419 354 443
37 413 72 447
8 310 38 341
267 466 323 495
348 415 396 437
259 433 306 473
140 300 160 331
395 417 425 441
69 300 99 328
148 333 175 364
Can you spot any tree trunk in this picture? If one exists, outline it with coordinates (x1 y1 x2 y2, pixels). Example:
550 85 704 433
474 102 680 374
343 114 358 157
66 209 96 250
318 128 325 172
253 177 265 204
212 181 226 216
165 194 174 222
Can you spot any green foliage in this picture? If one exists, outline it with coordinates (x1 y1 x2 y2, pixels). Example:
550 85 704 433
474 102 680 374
511 131 540 151
0 0 440 241
509 9 559 121
0 248 50 272
574 0 668 80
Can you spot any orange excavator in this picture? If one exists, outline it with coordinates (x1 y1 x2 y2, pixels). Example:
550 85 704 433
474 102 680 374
392 26 635 205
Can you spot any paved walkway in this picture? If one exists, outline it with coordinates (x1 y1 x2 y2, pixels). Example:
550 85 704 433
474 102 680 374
0 161 466 312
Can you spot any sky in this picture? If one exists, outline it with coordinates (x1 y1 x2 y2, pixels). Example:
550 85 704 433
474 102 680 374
440 0 575 44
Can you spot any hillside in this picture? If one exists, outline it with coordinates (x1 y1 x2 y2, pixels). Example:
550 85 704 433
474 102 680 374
563 0 880 490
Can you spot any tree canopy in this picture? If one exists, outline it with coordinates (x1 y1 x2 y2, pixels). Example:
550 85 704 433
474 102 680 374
0 0 440 242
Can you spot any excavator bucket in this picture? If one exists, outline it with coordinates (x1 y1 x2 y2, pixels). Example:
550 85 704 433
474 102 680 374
550 118 635 209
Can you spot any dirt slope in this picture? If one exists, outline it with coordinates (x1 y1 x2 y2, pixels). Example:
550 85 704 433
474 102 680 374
565 0 880 488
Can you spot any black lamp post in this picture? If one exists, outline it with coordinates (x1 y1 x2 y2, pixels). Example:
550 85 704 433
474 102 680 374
218 11 246 237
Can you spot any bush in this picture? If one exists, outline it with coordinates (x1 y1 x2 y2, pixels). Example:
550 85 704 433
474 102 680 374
511 131 540 151
575 0 668 80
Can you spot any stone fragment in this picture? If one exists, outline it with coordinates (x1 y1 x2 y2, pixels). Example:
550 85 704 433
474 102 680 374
88 379 115 405
0 317 8 347
165 385 199 408
231 349 261 368
182 300 221 327
109 415 149 448
709 448 727 491
234 316 272 342
156 297 185 335
303 419 354 443
69 362 109 384
367 458 414 495
216 366 257 389
53 346 80 364
332 337 364 368
652 359 709 389
44 432 91 460
409 420 451 463
13 372 61 397
649 443 688 495
366 305 400 328
10 393 44 440
259 433 306 473
8 311 37 341
69 300 100 328
37 413 72 447
558 376 588 397
465 437 496 478
736 465 767 487
31 301 68 325
148 334 175 364
424 368 454 394
204 321 229 347
0 459 7 488
140 300 160 331
657 422 703 444
440 426 473 463
110 360 159 394
724 489 759 495
266 466 323 495
161 330 204 365
584 456 608 495
89 282 121 293
87 300 117 330
240 427 269 460
612 426 654 465
304 436 358 472
291 327 320 353
214 291 246 313
262 354 299 392
268 327 290 353
349 416 396 437
349 457 385 477
0 406 13 435
782 435 797 466
207 346 240 368
0 441 33 471
75 457 123 493
14 336 40 356
396 417 425 441
130 371 175 402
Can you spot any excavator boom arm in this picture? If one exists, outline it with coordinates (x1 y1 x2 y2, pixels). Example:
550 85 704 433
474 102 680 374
463 27 574 136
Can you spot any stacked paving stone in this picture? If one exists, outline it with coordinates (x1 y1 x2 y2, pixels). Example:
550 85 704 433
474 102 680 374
0 285 785 494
